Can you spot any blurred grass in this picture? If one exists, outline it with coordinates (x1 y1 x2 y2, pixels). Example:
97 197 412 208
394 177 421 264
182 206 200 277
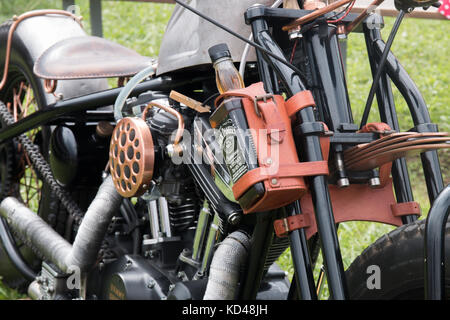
0 0 448 299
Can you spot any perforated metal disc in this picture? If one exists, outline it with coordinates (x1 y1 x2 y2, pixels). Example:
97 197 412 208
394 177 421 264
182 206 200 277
109 117 154 197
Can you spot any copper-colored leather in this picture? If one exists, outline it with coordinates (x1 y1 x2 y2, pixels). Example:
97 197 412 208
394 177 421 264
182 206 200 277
282 0 353 31
284 90 316 119
358 122 393 134
273 198 418 237
346 0 385 34
391 201 421 217
347 141 450 171
378 162 393 187
273 214 311 238
214 82 327 214
232 161 329 200
34 36 153 80
344 132 448 160
0 10 83 90
215 91 287 144
298 178 420 240
346 136 450 168
320 123 331 161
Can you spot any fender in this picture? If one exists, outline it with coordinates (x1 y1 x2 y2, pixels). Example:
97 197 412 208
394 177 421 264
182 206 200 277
0 13 108 105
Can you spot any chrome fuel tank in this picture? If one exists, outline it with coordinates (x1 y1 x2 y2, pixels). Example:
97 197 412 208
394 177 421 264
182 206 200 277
156 0 274 75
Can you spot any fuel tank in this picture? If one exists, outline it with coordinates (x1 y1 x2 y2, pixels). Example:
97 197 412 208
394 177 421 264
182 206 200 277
156 0 274 75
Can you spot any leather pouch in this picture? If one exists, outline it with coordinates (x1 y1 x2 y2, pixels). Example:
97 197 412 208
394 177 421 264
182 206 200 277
210 82 328 213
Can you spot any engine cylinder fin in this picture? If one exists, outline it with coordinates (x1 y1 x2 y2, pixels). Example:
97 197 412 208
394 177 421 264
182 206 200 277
264 235 290 272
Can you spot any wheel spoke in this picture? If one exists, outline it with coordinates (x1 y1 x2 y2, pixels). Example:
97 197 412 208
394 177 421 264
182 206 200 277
6 81 43 208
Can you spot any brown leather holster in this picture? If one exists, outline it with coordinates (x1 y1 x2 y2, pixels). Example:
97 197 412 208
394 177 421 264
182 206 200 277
214 82 328 213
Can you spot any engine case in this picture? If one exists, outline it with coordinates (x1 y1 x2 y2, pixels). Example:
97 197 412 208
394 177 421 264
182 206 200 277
101 255 173 300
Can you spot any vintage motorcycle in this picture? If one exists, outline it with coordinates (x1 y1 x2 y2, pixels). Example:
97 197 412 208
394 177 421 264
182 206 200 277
0 0 448 300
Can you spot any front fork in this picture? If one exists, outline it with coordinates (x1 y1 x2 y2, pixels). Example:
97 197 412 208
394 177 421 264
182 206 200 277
247 16 349 300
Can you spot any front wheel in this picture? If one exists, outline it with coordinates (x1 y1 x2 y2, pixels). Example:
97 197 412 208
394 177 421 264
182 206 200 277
345 219 450 299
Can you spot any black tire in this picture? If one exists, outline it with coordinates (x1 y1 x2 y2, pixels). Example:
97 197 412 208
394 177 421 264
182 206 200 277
0 15 107 290
345 219 450 299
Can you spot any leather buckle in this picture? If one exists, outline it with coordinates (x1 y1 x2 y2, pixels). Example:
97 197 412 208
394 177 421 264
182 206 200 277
273 214 311 237
254 94 276 117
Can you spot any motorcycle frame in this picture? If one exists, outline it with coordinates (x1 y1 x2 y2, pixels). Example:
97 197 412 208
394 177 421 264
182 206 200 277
241 6 445 299
0 6 446 300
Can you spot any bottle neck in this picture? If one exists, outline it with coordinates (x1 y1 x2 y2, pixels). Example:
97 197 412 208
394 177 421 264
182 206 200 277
212 56 233 68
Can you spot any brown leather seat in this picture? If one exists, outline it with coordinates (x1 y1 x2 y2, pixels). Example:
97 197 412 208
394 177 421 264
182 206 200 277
33 36 154 80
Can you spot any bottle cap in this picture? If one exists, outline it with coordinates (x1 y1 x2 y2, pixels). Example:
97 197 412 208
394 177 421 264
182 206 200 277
208 43 231 62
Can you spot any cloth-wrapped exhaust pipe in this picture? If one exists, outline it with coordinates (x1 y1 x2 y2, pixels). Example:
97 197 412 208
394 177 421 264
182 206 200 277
203 230 251 300
0 176 122 274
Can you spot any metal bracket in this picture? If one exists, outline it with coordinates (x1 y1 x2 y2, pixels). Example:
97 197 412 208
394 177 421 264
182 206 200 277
254 94 276 117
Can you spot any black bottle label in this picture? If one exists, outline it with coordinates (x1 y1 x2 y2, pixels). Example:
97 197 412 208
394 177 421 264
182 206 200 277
216 116 249 184
210 98 265 209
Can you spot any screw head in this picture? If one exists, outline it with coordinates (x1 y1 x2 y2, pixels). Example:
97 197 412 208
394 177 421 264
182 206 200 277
369 177 381 188
147 280 156 289
228 213 241 225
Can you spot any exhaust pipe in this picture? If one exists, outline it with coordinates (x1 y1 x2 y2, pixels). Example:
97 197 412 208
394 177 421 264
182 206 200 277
203 230 251 300
0 176 122 274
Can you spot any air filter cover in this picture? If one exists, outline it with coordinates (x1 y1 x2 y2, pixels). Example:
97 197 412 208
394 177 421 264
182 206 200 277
109 117 154 197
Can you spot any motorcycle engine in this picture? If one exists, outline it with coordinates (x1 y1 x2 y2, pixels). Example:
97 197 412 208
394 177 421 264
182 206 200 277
104 91 289 300
103 91 208 299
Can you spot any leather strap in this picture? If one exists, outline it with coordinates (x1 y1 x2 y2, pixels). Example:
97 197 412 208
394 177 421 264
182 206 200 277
357 122 394 187
232 161 329 200
319 122 331 161
378 162 393 187
358 122 393 134
390 201 421 217
216 84 286 143
274 214 311 237
284 90 316 119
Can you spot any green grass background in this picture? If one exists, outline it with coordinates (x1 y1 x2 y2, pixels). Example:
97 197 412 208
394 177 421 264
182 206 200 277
0 0 448 299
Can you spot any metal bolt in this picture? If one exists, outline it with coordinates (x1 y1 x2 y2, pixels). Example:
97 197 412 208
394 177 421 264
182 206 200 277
271 178 278 185
147 250 156 259
228 212 241 225
266 158 273 165
124 260 132 270
289 30 303 40
166 144 175 158
147 280 156 289
369 177 381 188
337 178 350 188
338 33 347 41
